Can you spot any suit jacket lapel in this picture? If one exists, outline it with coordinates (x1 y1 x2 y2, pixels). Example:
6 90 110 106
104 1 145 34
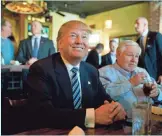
27 38 32 57
80 62 92 107
54 54 73 102
38 37 45 58
146 31 152 49
108 53 112 64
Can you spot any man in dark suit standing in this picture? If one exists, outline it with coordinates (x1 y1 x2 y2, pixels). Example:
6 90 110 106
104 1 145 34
101 40 118 67
23 20 126 130
16 20 55 65
86 43 104 68
135 17 162 84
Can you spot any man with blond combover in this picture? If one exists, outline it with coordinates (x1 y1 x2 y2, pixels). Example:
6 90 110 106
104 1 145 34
99 40 162 118
16 20 55 65
135 17 162 84
20 20 126 131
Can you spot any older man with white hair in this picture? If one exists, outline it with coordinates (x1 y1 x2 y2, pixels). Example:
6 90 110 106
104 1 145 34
135 17 162 84
99 40 162 118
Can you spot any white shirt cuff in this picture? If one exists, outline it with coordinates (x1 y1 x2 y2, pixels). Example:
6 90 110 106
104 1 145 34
84 108 95 128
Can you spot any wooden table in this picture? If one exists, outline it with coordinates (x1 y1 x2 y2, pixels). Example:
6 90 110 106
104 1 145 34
16 114 162 135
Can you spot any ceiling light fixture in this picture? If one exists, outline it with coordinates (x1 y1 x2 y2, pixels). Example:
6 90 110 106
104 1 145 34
105 20 112 29
5 1 43 14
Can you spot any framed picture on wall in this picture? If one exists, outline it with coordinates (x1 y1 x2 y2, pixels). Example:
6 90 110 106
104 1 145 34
118 34 138 42
111 34 138 43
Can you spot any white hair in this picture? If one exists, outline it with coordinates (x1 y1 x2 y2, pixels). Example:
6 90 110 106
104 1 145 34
117 40 141 55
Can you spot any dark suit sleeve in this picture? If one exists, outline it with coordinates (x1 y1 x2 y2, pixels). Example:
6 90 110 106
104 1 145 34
16 40 28 64
101 53 112 67
101 55 106 67
92 52 99 68
156 32 162 76
85 65 113 108
48 40 56 55
86 50 99 68
25 62 86 129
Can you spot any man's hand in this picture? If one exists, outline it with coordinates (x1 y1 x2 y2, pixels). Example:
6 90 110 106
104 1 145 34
157 75 162 85
129 72 146 86
111 102 127 122
149 84 159 98
26 58 38 65
95 101 126 125
68 126 85 135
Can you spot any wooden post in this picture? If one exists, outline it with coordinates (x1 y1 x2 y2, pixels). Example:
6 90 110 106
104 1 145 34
19 14 26 41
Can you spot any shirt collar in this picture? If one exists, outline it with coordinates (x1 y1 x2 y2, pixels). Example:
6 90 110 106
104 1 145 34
141 29 149 37
61 55 80 72
1 37 7 40
110 52 116 56
32 34 41 39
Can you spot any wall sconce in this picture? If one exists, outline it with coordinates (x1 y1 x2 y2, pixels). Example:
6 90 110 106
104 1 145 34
105 20 112 29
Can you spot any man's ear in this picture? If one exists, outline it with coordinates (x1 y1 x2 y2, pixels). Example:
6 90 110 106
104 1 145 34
116 50 121 58
144 23 147 29
1 26 4 31
58 40 62 49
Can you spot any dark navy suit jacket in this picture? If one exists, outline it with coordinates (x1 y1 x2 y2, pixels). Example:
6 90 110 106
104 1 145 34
24 53 112 129
137 31 162 80
101 52 113 67
16 37 55 64
86 49 99 68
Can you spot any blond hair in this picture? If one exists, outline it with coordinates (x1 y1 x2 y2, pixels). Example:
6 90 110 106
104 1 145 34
57 20 91 43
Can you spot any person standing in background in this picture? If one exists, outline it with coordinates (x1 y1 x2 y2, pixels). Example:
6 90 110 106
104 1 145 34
8 35 18 57
135 17 162 84
86 43 104 68
101 40 118 67
16 20 55 65
1 18 14 65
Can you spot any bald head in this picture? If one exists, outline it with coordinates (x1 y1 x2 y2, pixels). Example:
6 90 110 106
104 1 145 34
57 20 91 43
136 17 148 27
134 17 148 35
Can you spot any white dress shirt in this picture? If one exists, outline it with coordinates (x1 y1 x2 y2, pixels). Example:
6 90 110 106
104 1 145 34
110 52 116 64
61 56 95 128
98 54 102 65
141 29 149 49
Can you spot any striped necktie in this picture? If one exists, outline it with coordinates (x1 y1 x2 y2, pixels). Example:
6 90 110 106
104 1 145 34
71 67 82 109
32 37 39 58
